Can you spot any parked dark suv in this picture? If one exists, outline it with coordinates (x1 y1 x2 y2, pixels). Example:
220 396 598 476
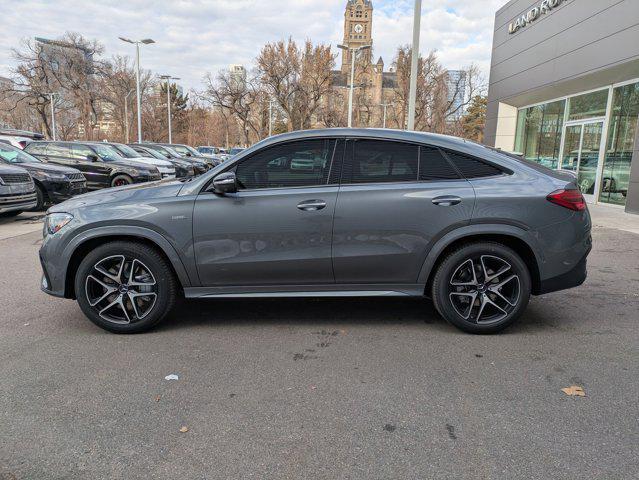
39 129 591 334
25 141 161 189
0 143 86 210
130 143 209 175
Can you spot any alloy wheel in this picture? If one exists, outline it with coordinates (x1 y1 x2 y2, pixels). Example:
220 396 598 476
85 255 157 324
448 255 521 325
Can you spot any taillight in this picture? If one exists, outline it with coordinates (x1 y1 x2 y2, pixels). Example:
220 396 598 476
547 189 586 211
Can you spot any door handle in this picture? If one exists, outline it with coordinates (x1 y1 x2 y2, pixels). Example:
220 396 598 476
432 195 462 206
297 199 327 211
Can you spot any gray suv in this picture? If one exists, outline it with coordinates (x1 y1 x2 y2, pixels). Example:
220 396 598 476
39 129 592 334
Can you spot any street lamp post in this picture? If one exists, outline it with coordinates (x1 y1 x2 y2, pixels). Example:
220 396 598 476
124 89 134 144
160 75 180 143
119 37 155 142
44 92 59 140
380 102 393 129
407 0 422 131
337 44 371 128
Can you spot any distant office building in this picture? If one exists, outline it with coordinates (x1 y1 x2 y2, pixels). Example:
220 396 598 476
445 70 467 121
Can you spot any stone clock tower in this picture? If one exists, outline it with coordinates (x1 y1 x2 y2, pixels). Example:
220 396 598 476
341 0 373 73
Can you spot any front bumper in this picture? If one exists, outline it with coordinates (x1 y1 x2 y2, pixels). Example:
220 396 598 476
45 180 88 204
0 191 37 213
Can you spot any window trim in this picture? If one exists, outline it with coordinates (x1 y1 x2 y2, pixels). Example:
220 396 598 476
226 138 340 192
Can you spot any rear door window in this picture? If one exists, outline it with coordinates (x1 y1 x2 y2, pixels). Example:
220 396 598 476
47 143 71 157
346 140 418 184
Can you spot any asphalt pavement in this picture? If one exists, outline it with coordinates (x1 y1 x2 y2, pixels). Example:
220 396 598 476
0 208 638 479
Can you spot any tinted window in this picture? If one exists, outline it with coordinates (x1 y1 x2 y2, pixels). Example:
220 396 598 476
235 139 335 190
48 143 71 157
347 140 418 184
419 146 460 180
71 144 93 160
443 151 503 178
25 143 48 155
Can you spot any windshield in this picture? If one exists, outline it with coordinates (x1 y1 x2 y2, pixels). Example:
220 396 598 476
0 144 41 164
137 147 166 160
93 144 125 162
112 144 141 158
183 145 200 156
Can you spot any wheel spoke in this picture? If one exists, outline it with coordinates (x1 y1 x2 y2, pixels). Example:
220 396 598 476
449 291 477 319
477 294 507 324
450 259 478 286
94 255 126 284
128 259 156 287
127 291 157 319
481 255 511 283
86 275 117 307
489 275 520 307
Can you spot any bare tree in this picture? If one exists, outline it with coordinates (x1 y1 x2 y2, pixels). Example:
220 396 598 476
257 38 335 131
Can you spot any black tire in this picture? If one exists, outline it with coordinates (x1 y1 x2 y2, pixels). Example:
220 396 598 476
110 174 133 188
74 241 178 333
33 184 47 211
431 242 531 334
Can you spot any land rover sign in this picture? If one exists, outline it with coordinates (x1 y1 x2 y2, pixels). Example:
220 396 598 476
509 0 565 34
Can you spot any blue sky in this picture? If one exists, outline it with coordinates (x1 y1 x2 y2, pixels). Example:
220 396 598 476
0 0 506 92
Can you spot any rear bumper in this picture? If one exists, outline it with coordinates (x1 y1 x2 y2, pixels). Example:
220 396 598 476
537 245 591 295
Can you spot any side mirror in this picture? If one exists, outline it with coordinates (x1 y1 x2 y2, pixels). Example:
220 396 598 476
208 171 237 195
185 152 192 157
87 153 99 162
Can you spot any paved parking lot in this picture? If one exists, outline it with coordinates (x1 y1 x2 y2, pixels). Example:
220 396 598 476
1 207 638 479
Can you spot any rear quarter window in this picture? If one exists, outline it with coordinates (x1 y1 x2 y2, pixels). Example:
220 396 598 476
443 150 504 179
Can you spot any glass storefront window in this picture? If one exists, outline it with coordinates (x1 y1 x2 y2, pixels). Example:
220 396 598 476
599 82 639 205
567 89 609 121
513 100 565 168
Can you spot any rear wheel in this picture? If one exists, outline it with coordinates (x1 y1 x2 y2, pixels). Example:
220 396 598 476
111 174 133 188
74 241 177 333
431 242 531 334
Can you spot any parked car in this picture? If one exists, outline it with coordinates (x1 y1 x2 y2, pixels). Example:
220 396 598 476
130 143 209 175
228 147 245 157
39 128 591 334
25 141 161 189
0 129 45 149
157 143 222 167
0 143 87 210
196 146 220 156
0 164 37 216
128 144 195 178
100 142 176 179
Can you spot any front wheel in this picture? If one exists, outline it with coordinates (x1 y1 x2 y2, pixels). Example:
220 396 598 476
431 242 531 334
111 174 133 188
74 241 178 333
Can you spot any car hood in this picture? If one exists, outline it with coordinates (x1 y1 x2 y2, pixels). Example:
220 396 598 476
17 162 80 175
0 164 31 174
49 178 186 213
108 158 159 171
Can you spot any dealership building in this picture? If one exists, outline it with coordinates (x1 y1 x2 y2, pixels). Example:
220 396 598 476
485 0 639 213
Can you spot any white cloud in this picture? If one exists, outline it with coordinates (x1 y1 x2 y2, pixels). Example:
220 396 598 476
0 0 506 92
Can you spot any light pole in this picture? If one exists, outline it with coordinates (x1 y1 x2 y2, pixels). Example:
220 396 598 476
44 92 59 140
337 44 371 128
380 102 393 129
124 89 134 144
160 75 180 143
119 37 155 142
407 0 422 131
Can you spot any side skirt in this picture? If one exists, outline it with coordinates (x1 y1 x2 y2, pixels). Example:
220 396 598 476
184 284 425 299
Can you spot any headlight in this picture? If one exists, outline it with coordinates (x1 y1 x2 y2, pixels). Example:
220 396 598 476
44 213 73 236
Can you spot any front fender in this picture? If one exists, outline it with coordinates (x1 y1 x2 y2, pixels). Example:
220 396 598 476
62 225 193 289
417 223 543 285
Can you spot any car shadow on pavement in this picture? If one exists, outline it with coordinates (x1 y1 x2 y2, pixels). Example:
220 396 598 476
157 297 451 332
